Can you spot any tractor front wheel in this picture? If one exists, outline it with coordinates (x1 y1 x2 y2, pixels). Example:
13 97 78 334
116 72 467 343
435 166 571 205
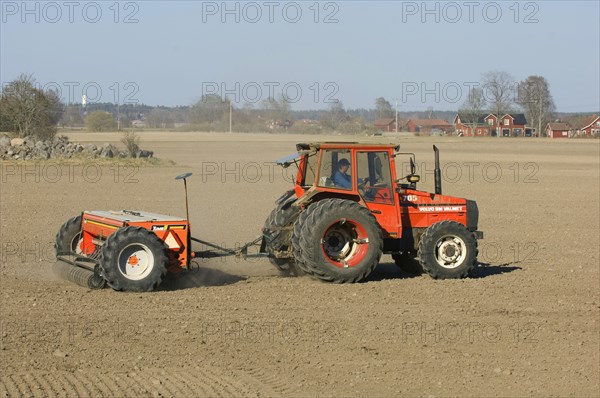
293 199 383 283
100 227 168 292
418 221 477 279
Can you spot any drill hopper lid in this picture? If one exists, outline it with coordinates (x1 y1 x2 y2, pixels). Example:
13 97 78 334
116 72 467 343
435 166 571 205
84 210 186 223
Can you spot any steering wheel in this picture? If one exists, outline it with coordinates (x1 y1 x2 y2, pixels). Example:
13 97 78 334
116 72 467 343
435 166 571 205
358 177 370 192
355 177 364 196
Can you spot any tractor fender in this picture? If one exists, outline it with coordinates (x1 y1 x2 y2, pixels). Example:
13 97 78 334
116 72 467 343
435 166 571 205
275 189 295 206
295 187 364 209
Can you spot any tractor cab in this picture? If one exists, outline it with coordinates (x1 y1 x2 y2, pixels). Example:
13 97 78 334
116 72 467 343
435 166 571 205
290 143 408 236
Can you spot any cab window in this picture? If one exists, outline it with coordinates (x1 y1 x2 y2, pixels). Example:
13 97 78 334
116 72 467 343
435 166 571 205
302 152 318 186
356 151 394 204
318 149 352 190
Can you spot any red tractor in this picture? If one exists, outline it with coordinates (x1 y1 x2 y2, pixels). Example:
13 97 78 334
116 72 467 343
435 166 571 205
262 142 482 283
54 142 482 291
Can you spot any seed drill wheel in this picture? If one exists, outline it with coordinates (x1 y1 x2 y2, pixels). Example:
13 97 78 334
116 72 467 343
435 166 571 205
55 215 86 256
292 199 383 283
55 215 106 289
418 221 478 279
263 194 303 276
100 226 168 292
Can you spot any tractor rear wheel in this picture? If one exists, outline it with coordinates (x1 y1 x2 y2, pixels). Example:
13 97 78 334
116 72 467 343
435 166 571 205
293 199 383 283
291 208 313 276
263 196 302 276
392 251 423 275
100 227 168 292
418 221 477 279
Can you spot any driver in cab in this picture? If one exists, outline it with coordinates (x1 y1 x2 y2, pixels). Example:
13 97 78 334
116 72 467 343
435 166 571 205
332 158 352 189
332 158 375 191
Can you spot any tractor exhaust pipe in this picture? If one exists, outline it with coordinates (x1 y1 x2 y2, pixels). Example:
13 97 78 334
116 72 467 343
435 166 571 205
433 145 442 195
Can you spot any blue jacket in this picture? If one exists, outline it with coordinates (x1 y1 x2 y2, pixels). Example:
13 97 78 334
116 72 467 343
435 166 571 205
332 170 352 189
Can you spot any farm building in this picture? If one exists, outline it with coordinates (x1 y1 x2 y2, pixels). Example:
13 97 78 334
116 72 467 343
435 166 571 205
546 122 571 138
454 113 531 137
497 114 528 137
131 119 146 128
406 119 451 134
571 114 600 137
453 114 489 136
373 118 397 132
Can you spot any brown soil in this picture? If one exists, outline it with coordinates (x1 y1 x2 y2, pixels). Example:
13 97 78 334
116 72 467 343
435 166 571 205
1 132 598 397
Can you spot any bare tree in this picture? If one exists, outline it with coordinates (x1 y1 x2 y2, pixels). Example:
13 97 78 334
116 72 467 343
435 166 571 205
190 94 230 125
261 95 292 123
375 97 393 119
458 87 487 136
321 101 347 130
121 131 141 156
517 76 555 137
146 108 173 129
482 71 516 136
0 74 63 139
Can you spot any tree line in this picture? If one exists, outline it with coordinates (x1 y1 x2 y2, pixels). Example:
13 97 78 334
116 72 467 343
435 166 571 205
0 72 591 138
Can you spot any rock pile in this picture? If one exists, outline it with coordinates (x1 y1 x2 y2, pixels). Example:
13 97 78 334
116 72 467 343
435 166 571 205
0 135 154 160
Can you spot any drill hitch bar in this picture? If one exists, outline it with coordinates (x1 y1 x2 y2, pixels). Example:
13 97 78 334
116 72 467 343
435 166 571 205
190 235 265 259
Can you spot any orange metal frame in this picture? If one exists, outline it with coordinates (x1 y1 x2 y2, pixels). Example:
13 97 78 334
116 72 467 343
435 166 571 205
81 212 191 268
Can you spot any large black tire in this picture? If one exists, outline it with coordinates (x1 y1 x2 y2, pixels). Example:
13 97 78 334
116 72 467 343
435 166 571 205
392 251 423 275
100 227 168 292
292 199 383 283
291 209 313 276
55 215 106 289
55 215 84 256
418 221 478 279
263 194 303 276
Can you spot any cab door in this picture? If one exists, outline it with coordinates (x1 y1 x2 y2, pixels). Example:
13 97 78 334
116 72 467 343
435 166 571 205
355 151 400 236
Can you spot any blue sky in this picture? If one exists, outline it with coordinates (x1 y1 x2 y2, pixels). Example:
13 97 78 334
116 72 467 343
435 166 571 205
1 1 599 111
